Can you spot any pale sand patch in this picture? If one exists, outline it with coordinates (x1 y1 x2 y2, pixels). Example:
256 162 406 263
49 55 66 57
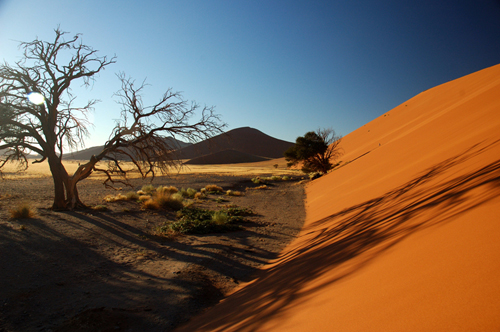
1 157 299 180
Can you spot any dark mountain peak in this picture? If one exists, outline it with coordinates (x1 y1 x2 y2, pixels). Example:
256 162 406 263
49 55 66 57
175 127 294 161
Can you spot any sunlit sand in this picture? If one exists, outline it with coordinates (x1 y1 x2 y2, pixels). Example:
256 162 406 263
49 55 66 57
1 157 298 180
175 63 500 331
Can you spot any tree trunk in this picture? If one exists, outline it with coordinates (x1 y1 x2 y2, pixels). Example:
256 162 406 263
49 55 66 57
48 157 69 210
64 178 87 209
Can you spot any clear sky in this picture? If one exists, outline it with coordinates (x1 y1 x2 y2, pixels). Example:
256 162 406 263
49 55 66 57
1 0 499 148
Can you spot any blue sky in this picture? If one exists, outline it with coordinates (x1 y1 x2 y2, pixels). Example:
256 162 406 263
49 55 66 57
1 0 499 148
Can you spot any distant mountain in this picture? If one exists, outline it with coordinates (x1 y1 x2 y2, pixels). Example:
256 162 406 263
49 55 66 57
64 137 192 160
174 127 294 162
184 149 270 165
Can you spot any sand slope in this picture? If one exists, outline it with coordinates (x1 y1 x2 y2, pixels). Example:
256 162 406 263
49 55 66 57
175 63 500 331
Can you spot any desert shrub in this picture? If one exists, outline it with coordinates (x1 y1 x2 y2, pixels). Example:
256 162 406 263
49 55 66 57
141 198 160 210
156 192 184 211
220 206 253 222
152 223 174 238
170 207 240 234
136 190 147 195
223 206 253 217
211 211 229 224
125 191 139 201
179 187 197 198
251 177 264 184
270 175 281 181
282 176 290 181
204 184 223 193
10 203 37 219
171 192 184 201
141 184 156 194
194 192 205 200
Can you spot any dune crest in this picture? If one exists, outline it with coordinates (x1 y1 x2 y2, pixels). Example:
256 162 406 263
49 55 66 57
175 63 500 331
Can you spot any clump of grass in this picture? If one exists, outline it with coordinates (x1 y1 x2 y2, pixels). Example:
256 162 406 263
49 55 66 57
92 205 109 211
103 193 128 202
251 177 264 184
10 203 36 219
222 206 254 217
141 184 156 194
156 192 184 211
194 192 205 200
170 207 240 234
157 185 179 195
211 211 229 224
247 185 268 190
138 195 151 202
204 184 223 194
215 197 229 203
141 198 161 210
125 191 139 201
179 187 197 198
282 176 290 181
226 190 243 196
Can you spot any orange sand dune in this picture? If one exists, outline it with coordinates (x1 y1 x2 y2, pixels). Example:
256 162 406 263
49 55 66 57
176 63 500 331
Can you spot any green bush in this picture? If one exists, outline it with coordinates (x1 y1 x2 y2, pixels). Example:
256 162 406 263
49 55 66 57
170 207 240 234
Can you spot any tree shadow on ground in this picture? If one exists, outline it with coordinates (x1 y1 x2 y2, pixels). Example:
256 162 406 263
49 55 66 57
176 139 500 332
0 178 304 331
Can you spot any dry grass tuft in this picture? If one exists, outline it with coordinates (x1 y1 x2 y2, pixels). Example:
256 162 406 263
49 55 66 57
92 205 109 211
138 195 152 202
10 202 37 219
226 190 243 196
125 191 140 201
141 198 161 210
157 185 179 195
156 192 184 211
247 185 268 190
205 184 223 193
103 194 128 202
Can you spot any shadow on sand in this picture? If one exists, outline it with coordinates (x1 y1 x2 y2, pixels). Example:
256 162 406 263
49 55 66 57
175 140 500 332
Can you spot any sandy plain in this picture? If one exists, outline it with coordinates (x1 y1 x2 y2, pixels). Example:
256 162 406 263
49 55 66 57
176 63 500 331
0 159 306 331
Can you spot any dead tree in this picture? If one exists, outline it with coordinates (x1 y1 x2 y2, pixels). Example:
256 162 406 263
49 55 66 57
0 28 225 209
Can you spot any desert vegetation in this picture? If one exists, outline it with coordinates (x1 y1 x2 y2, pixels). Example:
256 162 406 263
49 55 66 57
285 128 343 174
